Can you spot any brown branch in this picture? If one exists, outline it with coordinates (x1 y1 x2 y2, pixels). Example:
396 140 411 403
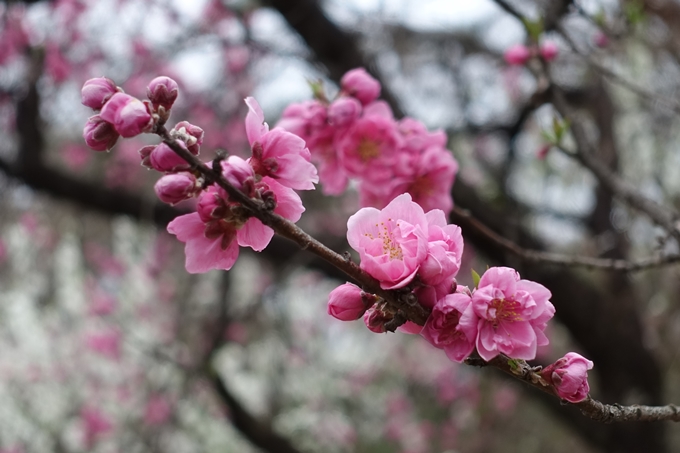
156 125 429 326
454 205 680 272
467 354 680 423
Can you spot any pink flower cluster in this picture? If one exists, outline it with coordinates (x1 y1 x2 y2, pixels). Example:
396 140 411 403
167 96 317 273
81 76 180 150
277 68 458 215
327 194 556 364
81 76 318 274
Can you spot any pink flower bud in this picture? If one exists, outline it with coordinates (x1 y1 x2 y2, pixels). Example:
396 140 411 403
197 187 228 222
147 76 179 111
594 31 609 48
81 77 119 110
139 145 156 168
539 41 559 62
83 115 119 151
328 97 362 127
363 307 391 333
541 352 593 403
221 156 254 192
327 283 367 321
154 173 198 205
504 44 531 66
148 142 191 173
100 92 153 138
340 68 381 105
173 121 204 155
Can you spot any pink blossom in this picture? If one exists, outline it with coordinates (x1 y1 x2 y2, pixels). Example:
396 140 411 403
504 44 531 66
421 292 478 362
85 330 122 360
167 212 240 273
144 395 173 426
147 76 179 111
83 115 120 151
541 352 593 403
168 175 304 274
244 97 318 190
341 68 381 105
80 406 113 449
81 77 119 110
419 209 464 285
327 283 372 321
336 113 402 180
347 193 428 289
471 267 555 361
363 306 391 333
154 173 198 205
359 146 457 213
88 293 117 316
99 92 153 138
60 144 92 170
327 97 362 127
539 41 559 61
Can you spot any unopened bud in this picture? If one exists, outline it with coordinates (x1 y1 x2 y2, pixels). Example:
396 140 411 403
83 115 119 151
147 76 179 111
99 93 153 138
154 173 198 205
340 68 381 105
81 77 119 110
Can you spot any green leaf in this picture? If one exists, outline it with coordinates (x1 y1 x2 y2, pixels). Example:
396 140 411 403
471 269 481 289
521 18 544 42
507 358 520 373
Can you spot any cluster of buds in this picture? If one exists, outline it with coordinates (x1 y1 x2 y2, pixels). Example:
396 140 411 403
504 41 559 66
82 76 179 151
82 76 319 274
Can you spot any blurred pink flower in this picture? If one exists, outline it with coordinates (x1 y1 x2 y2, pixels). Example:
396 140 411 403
85 330 122 360
144 395 173 426
341 68 381 105
80 406 113 449
504 44 531 66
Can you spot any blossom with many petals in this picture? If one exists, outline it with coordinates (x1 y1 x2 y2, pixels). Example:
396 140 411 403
541 352 593 403
471 267 555 361
245 97 318 190
421 291 478 362
347 193 428 289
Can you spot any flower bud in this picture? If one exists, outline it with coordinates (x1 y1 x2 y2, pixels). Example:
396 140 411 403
139 145 156 169
147 76 179 111
100 93 153 138
173 121 204 155
539 41 559 62
197 187 228 222
148 142 191 172
327 283 367 321
328 97 362 127
154 173 198 205
83 115 119 151
221 156 254 192
340 68 381 105
363 307 391 333
81 77 119 110
504 44 531 66
541 352 593 403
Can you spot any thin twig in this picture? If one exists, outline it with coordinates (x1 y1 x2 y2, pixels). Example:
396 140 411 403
556 23 680 115
453 206 680 271
466 354 680 423
548 86 680 243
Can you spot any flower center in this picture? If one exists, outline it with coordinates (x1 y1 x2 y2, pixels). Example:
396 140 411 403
357 139 380 162
487 298 523 328
364 219 404 260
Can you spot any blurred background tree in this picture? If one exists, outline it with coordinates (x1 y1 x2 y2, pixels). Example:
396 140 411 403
0 0 678 452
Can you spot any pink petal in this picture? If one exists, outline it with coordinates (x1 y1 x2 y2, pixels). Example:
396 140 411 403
244 97 269 145
237 218 274 251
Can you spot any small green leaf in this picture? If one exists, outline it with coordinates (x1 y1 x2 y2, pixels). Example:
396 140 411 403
508 358 521 374
522 18 544 42
307 79 327 102
471 269 481 288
